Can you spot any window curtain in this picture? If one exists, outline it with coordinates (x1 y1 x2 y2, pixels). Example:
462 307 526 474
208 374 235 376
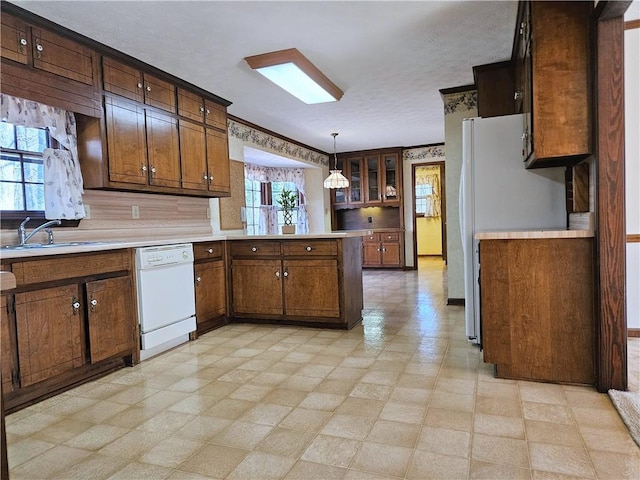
416 169 441 218
245 162 308 234
1 94 86 219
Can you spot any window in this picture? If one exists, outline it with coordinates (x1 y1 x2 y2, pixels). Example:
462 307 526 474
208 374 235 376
415 184 433 215
0 122 52 215
243 179 299 235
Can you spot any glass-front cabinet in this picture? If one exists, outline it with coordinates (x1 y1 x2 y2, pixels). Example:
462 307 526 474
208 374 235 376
382 153 399 203
348 156 363 204
365 155 379 203
332 156 347 205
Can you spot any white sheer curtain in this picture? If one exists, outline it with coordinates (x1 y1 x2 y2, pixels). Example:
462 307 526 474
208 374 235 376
416 169 441 218
1 94 86 219
245 162 308 234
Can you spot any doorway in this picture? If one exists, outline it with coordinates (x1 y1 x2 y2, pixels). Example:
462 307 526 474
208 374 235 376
412 162 446 267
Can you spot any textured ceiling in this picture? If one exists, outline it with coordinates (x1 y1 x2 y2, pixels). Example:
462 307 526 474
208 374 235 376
13 0 518 157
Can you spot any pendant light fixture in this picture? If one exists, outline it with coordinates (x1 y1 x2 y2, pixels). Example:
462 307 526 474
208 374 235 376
323 133 350 189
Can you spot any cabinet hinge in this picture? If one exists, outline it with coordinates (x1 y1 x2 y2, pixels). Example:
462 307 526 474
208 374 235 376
11 370 20 386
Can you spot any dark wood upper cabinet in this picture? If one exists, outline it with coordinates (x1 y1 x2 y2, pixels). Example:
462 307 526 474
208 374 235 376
1 14 29 65
31 27 95 85
103 56 144 102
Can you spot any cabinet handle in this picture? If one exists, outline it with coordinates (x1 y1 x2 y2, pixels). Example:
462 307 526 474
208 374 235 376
275 270 280 279
520 21 527 35
200 106 205 113
150 166 156 177
283 269 289 278
72 297 80 315
522 132 528 141
34 40 43 58
251 246 258 252
90 296 98 312
137 82 143 89
305 246 313 252
19 36 27 53
208 174 213 184
514 91 521 100
203 173 209 181
208 248 213 254
141 164 147 173
206 109 210 116
195 276 201 284
146 85 152 92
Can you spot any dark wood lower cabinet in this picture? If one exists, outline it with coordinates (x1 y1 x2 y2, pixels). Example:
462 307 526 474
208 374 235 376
194 258 228 334
480 237 595 384
231 259 283 316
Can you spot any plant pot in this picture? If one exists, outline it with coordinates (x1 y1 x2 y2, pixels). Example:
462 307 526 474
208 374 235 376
282 225 296 234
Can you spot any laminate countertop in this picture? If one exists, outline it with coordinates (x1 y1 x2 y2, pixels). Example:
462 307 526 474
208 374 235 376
475 229 594 240
0 230 371 259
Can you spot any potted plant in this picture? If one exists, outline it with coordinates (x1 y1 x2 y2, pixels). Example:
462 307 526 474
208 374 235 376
278 188 297 234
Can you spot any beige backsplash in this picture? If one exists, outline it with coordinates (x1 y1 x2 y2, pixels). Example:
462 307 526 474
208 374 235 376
1 190 214 245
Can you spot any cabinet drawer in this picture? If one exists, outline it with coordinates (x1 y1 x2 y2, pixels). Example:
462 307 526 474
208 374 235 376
229 241 280 257
283 240 338 257
194 242 224 261
11 250 131 286
381 232 400 242
363 234 380 243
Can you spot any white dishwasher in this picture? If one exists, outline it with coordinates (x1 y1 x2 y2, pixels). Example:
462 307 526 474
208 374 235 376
136 243 196 361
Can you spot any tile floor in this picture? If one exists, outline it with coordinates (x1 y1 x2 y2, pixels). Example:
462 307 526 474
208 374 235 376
6 257 640 479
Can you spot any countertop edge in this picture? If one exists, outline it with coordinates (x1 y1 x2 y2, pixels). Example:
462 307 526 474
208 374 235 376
0 231 371 259
475 229 594 240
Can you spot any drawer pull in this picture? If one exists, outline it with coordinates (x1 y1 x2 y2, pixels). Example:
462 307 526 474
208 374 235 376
283 269 289 278
251 246 258 252
306 246 313 252
72 297 81 315
200 106 205 113
195 276 201 284
146 85 152 92
141 164 147 173
203 173 209 181
137 82 143 89
275 270 280 279
90 297 98 312
150 166 156 177
208 248 213 254
20 37 27 46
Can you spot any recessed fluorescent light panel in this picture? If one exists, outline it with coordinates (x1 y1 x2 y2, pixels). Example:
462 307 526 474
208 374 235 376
245 48 343 104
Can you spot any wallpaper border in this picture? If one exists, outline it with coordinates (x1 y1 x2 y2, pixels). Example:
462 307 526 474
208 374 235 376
403 144 445 162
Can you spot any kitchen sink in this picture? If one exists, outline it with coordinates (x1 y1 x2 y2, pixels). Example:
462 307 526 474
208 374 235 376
2 241 118 250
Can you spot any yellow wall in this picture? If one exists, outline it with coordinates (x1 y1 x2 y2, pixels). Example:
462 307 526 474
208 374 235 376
415 165 442 255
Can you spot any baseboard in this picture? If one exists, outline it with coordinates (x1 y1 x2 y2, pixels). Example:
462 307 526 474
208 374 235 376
448 298 465 306
629 328 640 338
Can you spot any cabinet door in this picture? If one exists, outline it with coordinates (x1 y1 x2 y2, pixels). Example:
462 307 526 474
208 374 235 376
178 88 205 122
206 128 231 194
1 14 28 64
362 240 381 267
179 120 208 191
231 259 282 316
31 27 94 85
105 95 148 185
365 155 380 203
381 154 400 203
146 109 181 188
195 260 227 324
283 259 340 318
381 241 401 266
103 57 144 102
86 276 135 363
143 73 176 112
15 284 84 388
204 100 227 131
1 296 18 393
348 157 363 204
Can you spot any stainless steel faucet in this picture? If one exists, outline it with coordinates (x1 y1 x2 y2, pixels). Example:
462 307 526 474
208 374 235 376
18 217 62 245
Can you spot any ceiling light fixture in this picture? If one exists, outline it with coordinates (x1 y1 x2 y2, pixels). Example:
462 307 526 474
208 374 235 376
244 48 343 104
324 133 349 189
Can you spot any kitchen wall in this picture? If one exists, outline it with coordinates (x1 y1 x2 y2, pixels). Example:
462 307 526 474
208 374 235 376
625 23 640 331
402 146 445 267
441 90 478 302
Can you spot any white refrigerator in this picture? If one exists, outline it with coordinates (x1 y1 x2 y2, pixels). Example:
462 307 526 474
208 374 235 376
460 114 567 345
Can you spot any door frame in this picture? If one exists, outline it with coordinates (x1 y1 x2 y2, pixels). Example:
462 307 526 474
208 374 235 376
411 161 447 268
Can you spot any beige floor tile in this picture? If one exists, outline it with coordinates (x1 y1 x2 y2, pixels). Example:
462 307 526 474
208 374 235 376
107 461 174 480
227 451 297 479
406 451 470 480
196 380 242 398
71 400 130 424
571 405 627 429
423 407 473 432
528 442 595 478
139 436 205 468
42 396 99 416
135 409 196 434
210 420 273 449
580 425 640 455
240 403 293 426
106 386 160 405
7 437 56 468
416 426 471 458
435 377 477 395
280 407 332 432
229 383 274 402
396 372 437 389
365 419 420 448
469 459 532 479
519 382 568 405
301 434 361 468
281 375 325 392
165 470 214 480
97 429 166 460
563 387 613 409
429 390 475 412
6 412 62 437
256 427 316 457
320 413 376 441
11 444 91 479
589 450 640 479
327 367 366 382
349 382 393 401
299 392 346 411
351 441 412 478
524 420 584 447
64 424 129 451
250 371 291 387
315 378 358 395
174 414 232 442
203 398 255 420
473 412 525 439
285 460 347 479
32 418 94 444
178 444 248 478
335 397 385 417
135 390 191 410
167 393 219 414
522 402 574 425
389 386 432 404
476 380 519 399
475 395 523 418
262 388 309 407
471 433 530 468
51 453 129 480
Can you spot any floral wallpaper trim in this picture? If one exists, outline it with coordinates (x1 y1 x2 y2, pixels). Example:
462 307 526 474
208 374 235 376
403 144 445 162
228 119 329 167
442 90 477 114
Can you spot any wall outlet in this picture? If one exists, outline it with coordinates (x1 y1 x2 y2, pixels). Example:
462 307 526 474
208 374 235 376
132 205 140 219
367 216 373 223
84 204 91 219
